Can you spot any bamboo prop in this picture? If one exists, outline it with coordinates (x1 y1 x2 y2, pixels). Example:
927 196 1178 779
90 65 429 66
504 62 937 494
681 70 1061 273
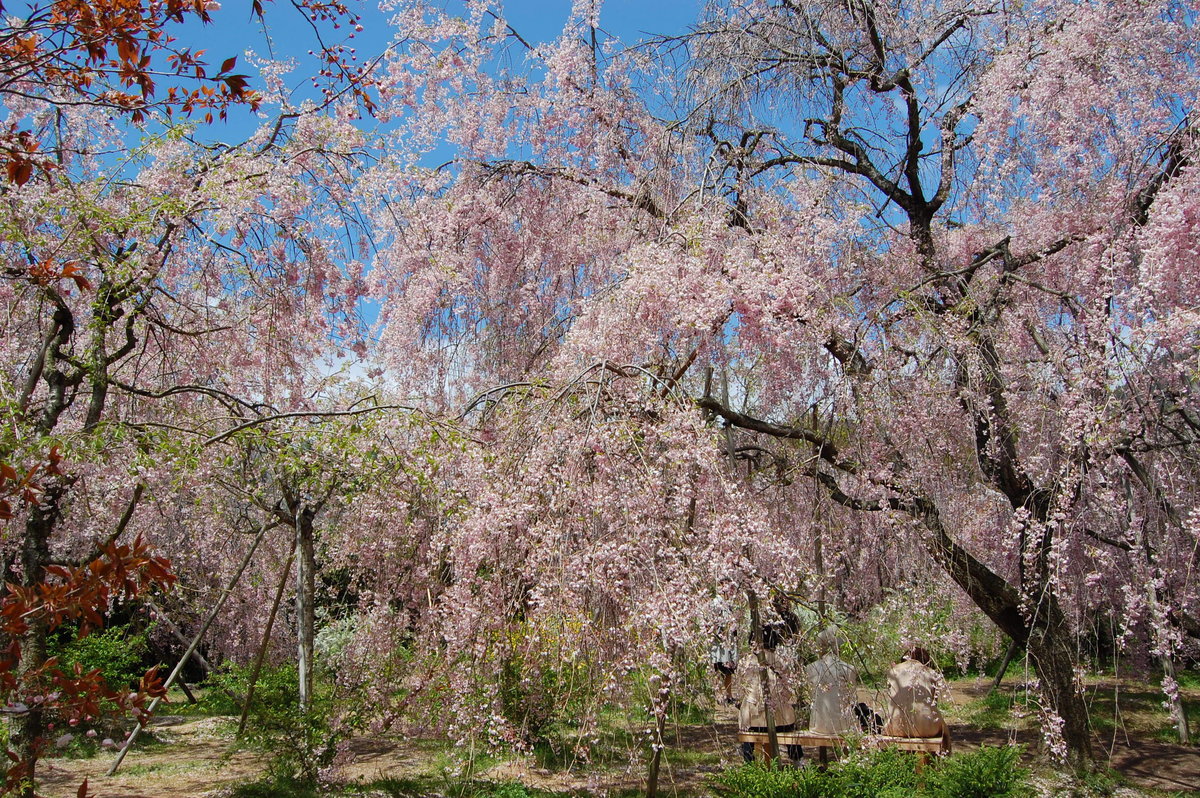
106 519 276 777
145 600 217 676
237 545 297 735
990 636 1020 693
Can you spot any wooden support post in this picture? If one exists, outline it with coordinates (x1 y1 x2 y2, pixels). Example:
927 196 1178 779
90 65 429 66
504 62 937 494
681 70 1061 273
145 600 216 676
238 546 296 736
990 636 1019 693
176 679 197 705
106 520 275 777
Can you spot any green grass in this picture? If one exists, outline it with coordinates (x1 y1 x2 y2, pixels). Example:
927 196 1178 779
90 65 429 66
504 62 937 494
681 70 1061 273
352 776 428 797
229 778 322 798
665 746 722 768
166 684 241 717
119 760 202 777
1150 700 1200 744
948 674 1198 748
952 687 1036 732
346 776 577 798
710 746 1031 798
1078 680 1199 744
1174 670 1200 691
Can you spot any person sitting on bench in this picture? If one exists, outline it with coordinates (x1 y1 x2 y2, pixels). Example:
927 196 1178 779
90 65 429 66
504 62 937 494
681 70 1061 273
804 626 858 734
883 646 947 739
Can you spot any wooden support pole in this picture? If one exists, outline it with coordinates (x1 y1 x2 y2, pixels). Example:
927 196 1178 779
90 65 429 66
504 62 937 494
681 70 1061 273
145 600 216 676
238 545 296 736
106 520 275 777
990 636 1020 693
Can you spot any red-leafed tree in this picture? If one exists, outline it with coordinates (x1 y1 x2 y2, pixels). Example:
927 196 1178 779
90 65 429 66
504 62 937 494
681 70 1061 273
0 1 376 794
0 532 173 794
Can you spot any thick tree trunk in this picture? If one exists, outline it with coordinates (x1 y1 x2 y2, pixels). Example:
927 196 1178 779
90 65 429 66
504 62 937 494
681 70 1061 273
918 498 1093 769
1160 655 1191 745
1027 615 1093 769
10 620 47 798
9 498 56 798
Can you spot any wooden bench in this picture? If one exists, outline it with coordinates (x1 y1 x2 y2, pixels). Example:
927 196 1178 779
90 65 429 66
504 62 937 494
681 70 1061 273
737 729 951 764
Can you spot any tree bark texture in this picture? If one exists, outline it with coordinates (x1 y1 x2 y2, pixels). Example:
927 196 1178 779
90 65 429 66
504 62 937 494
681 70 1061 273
296 507 317 715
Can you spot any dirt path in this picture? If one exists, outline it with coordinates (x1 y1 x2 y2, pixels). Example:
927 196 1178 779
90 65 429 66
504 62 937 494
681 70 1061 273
942 678 1200 794
36 696 1200 798
39 717 265 798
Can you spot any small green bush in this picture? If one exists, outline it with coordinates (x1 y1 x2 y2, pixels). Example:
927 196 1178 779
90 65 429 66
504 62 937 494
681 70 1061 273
927 745 1030 798
52 622 152 689
185 663 256 715
709 761 824 798
833 748 920 798
228 663 349 786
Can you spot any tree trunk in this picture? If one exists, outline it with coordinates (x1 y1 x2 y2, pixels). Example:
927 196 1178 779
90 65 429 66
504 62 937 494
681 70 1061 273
1027 617 1093 770
1160 655 1191 745
9 497 56 798
645 682 668 798
10 619 47 798
296 507 316 715
919 499 1093 768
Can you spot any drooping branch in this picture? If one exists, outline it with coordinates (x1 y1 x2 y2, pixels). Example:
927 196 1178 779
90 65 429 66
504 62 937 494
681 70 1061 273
202 404 417 446
809 468 1029 642
479 160 666 220
696 396 859 474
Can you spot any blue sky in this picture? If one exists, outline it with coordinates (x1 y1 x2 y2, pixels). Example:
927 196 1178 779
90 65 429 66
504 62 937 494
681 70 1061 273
181 0 700 135
492 0 698 42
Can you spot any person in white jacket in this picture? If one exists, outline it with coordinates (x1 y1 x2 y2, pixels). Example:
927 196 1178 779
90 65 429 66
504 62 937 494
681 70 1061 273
804 626 858 734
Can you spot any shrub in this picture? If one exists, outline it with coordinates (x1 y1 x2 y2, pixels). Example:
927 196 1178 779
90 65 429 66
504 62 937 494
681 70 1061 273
708 761 826 798
233 663 350 786
52 622 152 689
927 745 1031 798
831 748 920 798
190 663 255 716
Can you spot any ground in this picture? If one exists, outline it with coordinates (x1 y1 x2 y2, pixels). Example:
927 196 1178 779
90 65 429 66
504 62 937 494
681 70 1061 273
35 676 1200 798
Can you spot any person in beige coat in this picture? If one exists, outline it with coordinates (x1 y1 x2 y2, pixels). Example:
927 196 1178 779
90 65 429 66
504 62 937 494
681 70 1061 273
737 622 802 762
883 646 948 739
